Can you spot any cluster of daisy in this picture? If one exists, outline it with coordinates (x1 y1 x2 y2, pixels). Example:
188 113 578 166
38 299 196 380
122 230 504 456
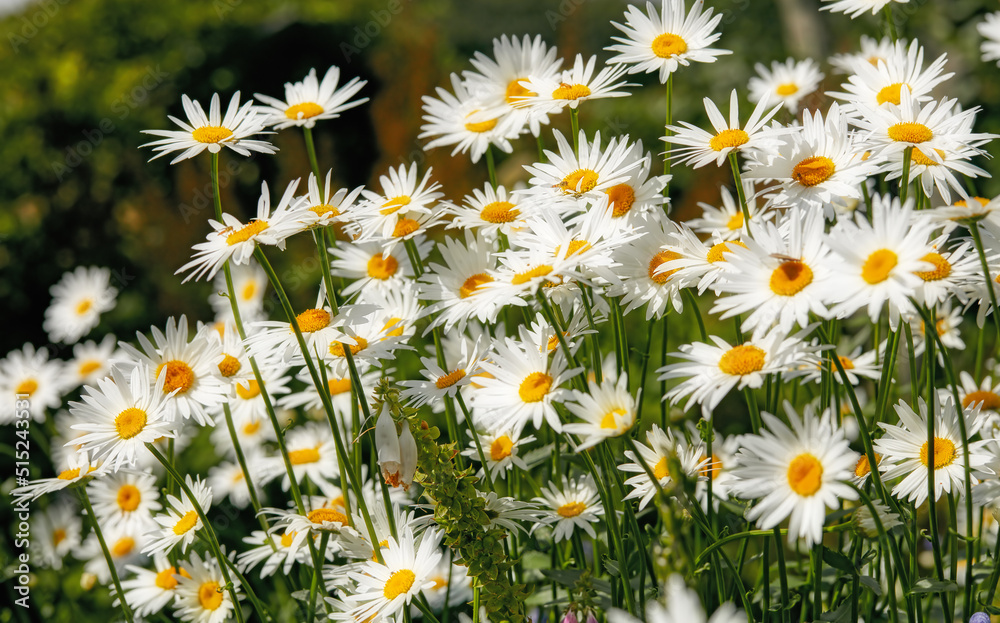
11 1 1000 622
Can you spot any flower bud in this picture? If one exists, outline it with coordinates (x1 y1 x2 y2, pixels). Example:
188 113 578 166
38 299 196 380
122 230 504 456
398 423 417 491
375 410 401 486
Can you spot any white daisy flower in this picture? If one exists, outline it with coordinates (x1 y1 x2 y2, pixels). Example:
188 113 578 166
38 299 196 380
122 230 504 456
32 500 82 570
254 66 368 130
352 163 443 242
228 365 291 426
611 214 687 320
244 302 340 367
209 260 268 324
237 528 312 578
621 424 708 509
461 427 536 481
87 469 161 532
609 574 746 623
399 339 486 409
979 12 1000 66
43 266 117 344
830 39 951 111
822 0 910 19
748 58 824 115
121 555 190 618
522 130 643 203
909 234 979 308
69 335 121 389
562 374 636 451
534 475 604 542
13 450 101 501
656 224 744 295
882 135 990 207
81 522 148 585
420 73 519 163
143 475 213 556
259 422 340 497
798 343 882 386
330 238 424 298
207 456 262 510
174 551 242 623
278 363 376 426
829 35 897 74
688 182 769 241
516 53 633 113
0 342 70 423
443 183 526 240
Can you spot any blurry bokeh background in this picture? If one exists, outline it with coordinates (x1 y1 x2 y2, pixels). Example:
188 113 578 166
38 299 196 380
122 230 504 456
1 0 998 357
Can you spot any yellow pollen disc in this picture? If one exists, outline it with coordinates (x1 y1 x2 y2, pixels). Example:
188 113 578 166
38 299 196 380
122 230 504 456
115 407 147 440
295 308 331 333
155 360 196 394
383 569 416 600
58 468 81 480
505 78 535 104
792 156 836 187
511 265 553 285
838 355 855 370
380 195 412 215
518 371 553 403
726 212 744 230
557 501 586 518
556 239 591 258
241 282 257 301
112 536 135 558
936 318 947 336
915 252 951 282
367 254 399 280
329 337 368 358
78 360 101 376
552 83 591 100
198 581 223 611
383 317 404 336
16 379 38 395
911 147 945 167
75 299 93 315
600 407 628 431
191 126 233 144
217 354 241 378
173 510 199 535
392 218 420 238
460 273 493 298
117 484 141 511
280 531 297 547
867 56 884 66
709 128 750 152
435 368 466 389
154 566 179 590
431 575 448 590
307 508 349 525
651 32 688 57
544 334 562 352
963 390 1000 411
605 184 636 217
653 457 669 481
328 378 352 395
707 240 747 263
285 102 324 120
718 344 766 376
242 420 261 435
861 249 898 284
648 250 682 284
464 110 498 133
480 201 520 223
490 435 513 461
53 529 66 546
236 380 261 400
775 83 799 96
310 203 340 217
920 437 956 468
699 453 723 480
876 82 909 106
559 169 600 194
226 219 269 245
887 122 933 144
289 446 321 465
854 453 880 478
787 453 824 496
954 197 990 209
769 260 814 296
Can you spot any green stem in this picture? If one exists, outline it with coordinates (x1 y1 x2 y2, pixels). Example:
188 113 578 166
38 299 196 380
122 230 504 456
78 488 135 623
899 146 913 205
485 144 498 190
303 126 322 181
970 222 1000 352
728 152 752 238
570 107 580 156
663 74 673 204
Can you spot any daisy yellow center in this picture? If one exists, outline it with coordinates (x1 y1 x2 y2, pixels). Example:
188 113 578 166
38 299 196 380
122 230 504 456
192 126 233 144
307 508 349 525
112 536 135 558
648 250 682 284
173 511 198 535
605 184 636 217
53 529 66 546
16 379 38 395
295 308 331 333
382 317 405 337
915 252 951 282
460 273 493 298
242 420 260 435
329 337 367 358
76 299 93 315
556 239 591 258
505 78 535 104
198 582 223 611
236 380 261 399
600 407 627 431
726 212 744 230
518 371 553 403
787 453 824 496
954 197 990 209
115 407 147 440
464 111 498 133
887 122 933 144
838 355 855 370
480 201 519 223
392 218 420 238
154 566 180 590
79 360 101 376
117 484 141 511
552 83 591 100
280 531 297 547
328 378 352 395
435 368 466 389
791 156 836 187
861 249 898 284
512 265 553 285
920 437 956 469
707 240 747 263
963 390 1000 410
285 102 324 120
911 147 945 167
651 33 688 58
557 501 586 518
310 203 340 217
769 260 814 296
58 468 81 480
718 344 766 376
699 453 723 480
367 254 399 280
155 360 195 394
854 454 880 478
289 446 321 465
775 83 799 96
490 435 513 461
559 169 599 194
653 457 669 480
431 575 448 590
218 354 241 377
876 82 909 106
226 220 269 245
709 129 750 152
380 196 411 216
383 569 416 600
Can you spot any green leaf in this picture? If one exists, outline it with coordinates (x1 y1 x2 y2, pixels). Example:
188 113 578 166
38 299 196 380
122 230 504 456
907 578 958 595
822 548 856 574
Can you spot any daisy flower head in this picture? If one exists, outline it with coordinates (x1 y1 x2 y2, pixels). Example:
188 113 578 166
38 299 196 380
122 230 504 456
144 475 213 556
609 574 746 623
208 456 262 510
330 238 423 298
82 522 148 585
748 58 824 115
605 0 731 83
979 12 1000 66
254 65 368 130
399 340 486 409
688 181 770 242
799 343 882 386
461 426 536 480
419 73 519 163
534 475 603 542
731 403 858 546
443 183 526 240
237 527 313 578
515 54 634 113
43 266 117 344
620 424 708 509
829 35 897 74
13 449 101 501
830 39 951 112
957 372 1000 437
141 92 275 164
209 260 268 325
664 89 786 169
297 170 365 234
228 365 291 425
522 129 644 203
177 179 309 283
243 300 341 367
822 0 910 19
611 214 688 320
174 551 242 623
260 422 340 497
69 335 122 389
874 397 993 506
1 342 70 423
882 131 990 207
120 555 190 618
324 302 412 377
562 374 636 451
909 234 979 308
87 469 161 532
353 163 443 242
32 501 82 570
